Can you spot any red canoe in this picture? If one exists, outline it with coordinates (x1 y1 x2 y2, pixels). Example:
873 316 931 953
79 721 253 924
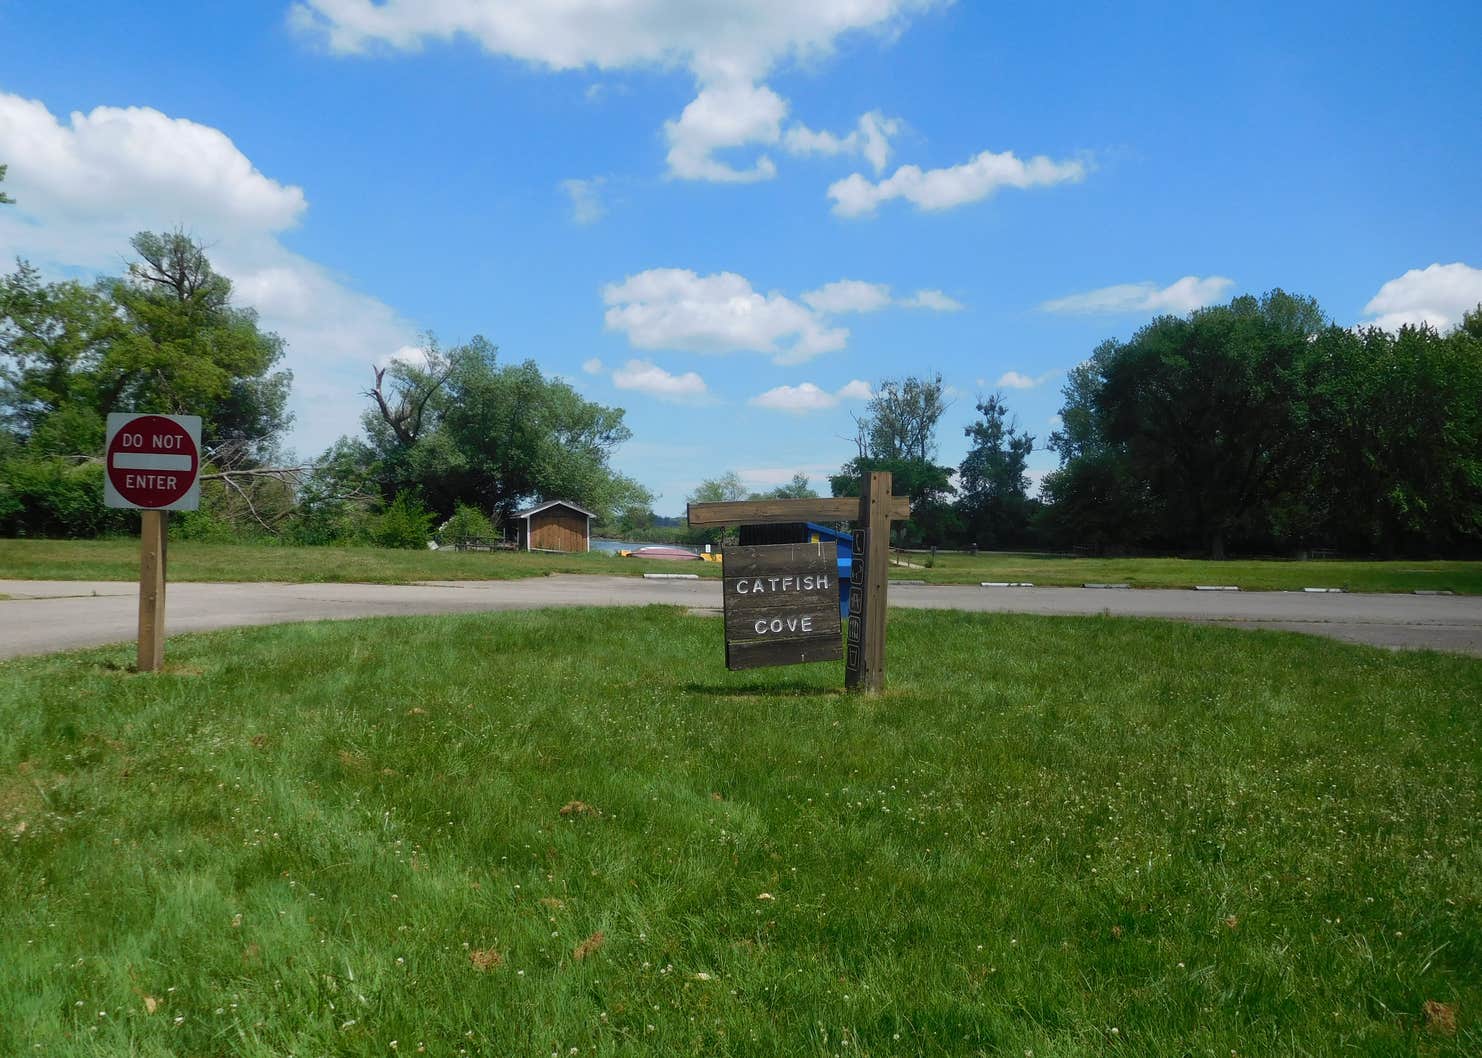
625 545 702 561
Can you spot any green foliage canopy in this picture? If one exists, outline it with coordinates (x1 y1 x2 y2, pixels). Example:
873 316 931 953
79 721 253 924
0 231 293 536
355 336 650 525
1045 290 1482 556
958 393 1036 547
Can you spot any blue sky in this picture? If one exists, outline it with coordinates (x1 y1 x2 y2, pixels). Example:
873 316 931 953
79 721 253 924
2 1 1479 513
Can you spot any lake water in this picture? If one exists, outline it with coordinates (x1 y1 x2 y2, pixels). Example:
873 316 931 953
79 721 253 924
591 538 709 555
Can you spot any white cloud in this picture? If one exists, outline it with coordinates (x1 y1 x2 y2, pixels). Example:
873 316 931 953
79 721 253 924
560 176 606 223
664 80 785 183
611 359 710 403
291 0 944 183
603 271 960 364
1039 275 1235 315
801 279 893 314
1361 262 1482 332
997 370 1060 390
377 344 430 369
900 288 963 311
784 109 901 174
0 92 417 456
737 463 838 491
801 280 963 315
0 95 306 235
750 378 873 413
1048 413 1063 429
828 147 1087 216
581 357 604 375
602 268 848 364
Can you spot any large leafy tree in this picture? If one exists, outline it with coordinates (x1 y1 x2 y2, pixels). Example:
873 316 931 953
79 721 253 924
1042 350 1161 552
1306 317 1482 553
1 231 295 535
0 263 122 451
686 472 747 505
757 472 817 501
1044 291 1482 557
0 163 13 205
359 335 650 522
958 393 1035 547
106 231 292 458
1070 290 1324 557
833 373 956 543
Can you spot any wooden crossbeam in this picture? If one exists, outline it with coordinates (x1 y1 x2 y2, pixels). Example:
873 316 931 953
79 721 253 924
687 495 910 528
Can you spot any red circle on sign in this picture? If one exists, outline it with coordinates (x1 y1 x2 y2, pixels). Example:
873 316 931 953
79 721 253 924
106 415 199 508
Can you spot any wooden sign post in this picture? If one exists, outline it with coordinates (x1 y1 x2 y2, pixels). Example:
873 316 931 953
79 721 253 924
138 510 168 672
102 412 202 672
688 471 908 693
845 470 894 693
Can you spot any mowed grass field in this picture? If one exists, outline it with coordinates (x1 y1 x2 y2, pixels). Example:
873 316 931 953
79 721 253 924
4 538 1481 593
3 609 1479 1055
0 539 724 584
895 551 1482 594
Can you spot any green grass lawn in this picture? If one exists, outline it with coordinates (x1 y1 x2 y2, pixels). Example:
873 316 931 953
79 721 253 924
2 609 1478 1055
4 538 1482 594
898 551 1482 594
0 538 724 584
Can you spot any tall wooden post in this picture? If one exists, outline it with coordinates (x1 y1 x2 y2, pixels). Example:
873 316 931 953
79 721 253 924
845 470 892 693
137 510 167 672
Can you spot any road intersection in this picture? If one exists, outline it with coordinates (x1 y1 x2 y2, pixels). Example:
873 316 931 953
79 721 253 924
3 575 1480 660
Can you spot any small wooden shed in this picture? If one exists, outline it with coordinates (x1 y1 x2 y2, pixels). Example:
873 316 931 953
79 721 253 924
510 500 594 553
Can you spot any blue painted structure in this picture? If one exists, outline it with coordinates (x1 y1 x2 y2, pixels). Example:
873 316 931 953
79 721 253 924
805 522 854 619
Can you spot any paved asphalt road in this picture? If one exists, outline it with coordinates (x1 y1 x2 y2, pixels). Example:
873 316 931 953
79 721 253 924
3 575 1481 660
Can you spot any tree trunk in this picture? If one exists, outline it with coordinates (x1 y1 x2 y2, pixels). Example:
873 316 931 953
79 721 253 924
1210 531 1227 561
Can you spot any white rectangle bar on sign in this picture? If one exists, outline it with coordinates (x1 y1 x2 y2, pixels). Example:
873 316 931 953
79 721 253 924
111 453 194 471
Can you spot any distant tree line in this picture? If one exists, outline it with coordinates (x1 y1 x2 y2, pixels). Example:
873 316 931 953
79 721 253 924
694 289 1481 559
1 231 649 547
1045 291 1482 558
3 218 1477 559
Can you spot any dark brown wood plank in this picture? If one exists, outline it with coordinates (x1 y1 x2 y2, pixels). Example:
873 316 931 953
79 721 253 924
726 635 844 670
844 524 866 685
723 585 840 614
722 541 837 578
862 471 891 692
688 495 909 527
724 604 842 643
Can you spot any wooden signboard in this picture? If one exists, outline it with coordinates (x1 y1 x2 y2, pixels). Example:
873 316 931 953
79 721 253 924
690 470 906 692
723 542 844 670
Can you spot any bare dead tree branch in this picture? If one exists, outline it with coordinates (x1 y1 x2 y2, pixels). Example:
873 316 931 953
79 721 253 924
199 465 315 481
218 472 275 533
365 359 453 446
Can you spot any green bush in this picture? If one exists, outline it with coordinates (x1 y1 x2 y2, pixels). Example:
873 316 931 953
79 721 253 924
437 502 495 547
371 491 436 550
0 456 133 538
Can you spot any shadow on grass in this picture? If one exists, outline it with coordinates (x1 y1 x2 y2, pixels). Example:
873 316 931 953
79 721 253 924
682 682 847 698
93 659 203 677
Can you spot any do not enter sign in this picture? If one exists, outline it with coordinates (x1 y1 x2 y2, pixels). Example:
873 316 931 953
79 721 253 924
103 413 202 511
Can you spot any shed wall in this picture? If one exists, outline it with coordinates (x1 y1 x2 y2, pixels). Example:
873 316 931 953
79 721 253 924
529 509 588 552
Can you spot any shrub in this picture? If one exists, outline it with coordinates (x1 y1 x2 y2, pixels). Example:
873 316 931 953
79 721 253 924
0 456 133 538
438 503 495 547
371 491 436 550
